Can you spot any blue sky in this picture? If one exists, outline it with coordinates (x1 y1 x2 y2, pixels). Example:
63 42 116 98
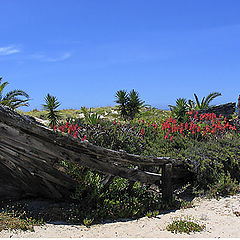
1 0 240 111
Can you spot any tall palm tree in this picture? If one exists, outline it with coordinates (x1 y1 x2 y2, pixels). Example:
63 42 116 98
193 92 222 110
42 93 61 128
0 77 30 109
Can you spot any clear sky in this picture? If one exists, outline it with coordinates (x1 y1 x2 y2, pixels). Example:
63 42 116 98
1 0 240 111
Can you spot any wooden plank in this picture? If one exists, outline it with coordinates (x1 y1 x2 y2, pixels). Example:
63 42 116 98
162 163 173 202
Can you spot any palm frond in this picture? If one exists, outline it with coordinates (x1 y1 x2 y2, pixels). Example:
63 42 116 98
0 81 9 101
205 92 222 106
194 93 201 110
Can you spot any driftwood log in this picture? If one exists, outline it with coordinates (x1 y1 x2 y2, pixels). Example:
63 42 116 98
0 105 192 201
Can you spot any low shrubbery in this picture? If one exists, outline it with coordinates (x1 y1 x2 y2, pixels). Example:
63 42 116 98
58 161 177 225
166 218 205 234
18 92 240 227
54 109 240 196
49 106 240 225
0 211 43 232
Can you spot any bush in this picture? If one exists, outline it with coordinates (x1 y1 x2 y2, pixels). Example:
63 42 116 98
54 108 240 225
166 218 205 234
60 161 168 225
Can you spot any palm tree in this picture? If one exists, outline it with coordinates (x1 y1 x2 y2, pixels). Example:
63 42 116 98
42 93 61 128
0 77 30 109
115 90 129 120
115 89 145 120
127 89 145 120
193 92 221 110
169 98 189 122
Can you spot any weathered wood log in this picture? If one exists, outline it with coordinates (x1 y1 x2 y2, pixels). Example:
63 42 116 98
0 105 192 201
161 164 173 202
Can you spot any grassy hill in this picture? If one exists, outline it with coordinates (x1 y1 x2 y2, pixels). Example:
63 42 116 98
22 106 171 123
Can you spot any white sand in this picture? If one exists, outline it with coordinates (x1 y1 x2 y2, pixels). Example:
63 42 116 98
1 194 240 238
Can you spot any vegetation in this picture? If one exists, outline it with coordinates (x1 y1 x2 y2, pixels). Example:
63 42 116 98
169 92 222 121
115 89 145 120
42 93 61 128
0 211 43 232
81 106 101 125
58 161 174 224
166 218 205 234
55 111 240 197
2 88 239 230
193 92 221 110
115 90 129 120
0 77 30 109
169 98 189 122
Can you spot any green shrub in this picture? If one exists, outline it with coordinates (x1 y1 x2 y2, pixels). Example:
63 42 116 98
0 211 43 232
54 107 240 225
42 93 61 128
166 219 205 234
60 160 169 224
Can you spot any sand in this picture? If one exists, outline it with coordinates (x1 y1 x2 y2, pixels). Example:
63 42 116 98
1 194 240 238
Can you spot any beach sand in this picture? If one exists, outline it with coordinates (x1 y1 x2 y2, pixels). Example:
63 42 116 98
1 194 240 238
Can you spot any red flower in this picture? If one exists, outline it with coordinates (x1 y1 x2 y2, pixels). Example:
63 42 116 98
180 127 183 133
58 126 65 132
81 135 87 141
140 128 144 135
73 131 78 138
65 122 69 129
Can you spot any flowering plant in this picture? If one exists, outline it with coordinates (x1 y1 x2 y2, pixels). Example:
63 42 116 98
161 111 236 142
